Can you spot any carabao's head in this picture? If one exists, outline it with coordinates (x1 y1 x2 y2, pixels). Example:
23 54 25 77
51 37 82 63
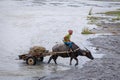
82 48 94 60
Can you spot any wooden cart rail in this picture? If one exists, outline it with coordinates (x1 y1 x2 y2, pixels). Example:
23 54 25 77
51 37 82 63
42 51 69 56
42 48 80 56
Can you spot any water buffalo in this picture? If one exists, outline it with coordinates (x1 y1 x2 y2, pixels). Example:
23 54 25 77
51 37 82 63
48 42 94 66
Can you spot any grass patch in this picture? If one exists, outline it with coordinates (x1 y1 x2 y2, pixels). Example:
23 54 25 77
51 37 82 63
103 10 120 16
87 16 106 24
87 9 120 30
117 9 120 10
87 16 99 24
88 8 93 15
81 27 94 34
87 16 99 20
112 17 120 21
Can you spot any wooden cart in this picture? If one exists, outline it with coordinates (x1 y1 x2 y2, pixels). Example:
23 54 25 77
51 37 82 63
19 50 69 65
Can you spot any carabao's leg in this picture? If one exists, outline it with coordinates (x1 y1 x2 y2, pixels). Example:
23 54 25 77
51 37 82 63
53 55 58 64
74 57 78 66
48 56 53 64
70 57 73 65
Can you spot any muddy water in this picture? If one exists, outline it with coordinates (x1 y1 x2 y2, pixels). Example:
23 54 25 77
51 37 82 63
0 0 120 80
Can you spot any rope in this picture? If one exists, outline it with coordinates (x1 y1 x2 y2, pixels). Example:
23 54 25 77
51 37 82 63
42 48 80 56
73 48 80 52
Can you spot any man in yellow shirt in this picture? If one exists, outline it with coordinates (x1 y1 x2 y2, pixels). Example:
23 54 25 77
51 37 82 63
63 30 73 50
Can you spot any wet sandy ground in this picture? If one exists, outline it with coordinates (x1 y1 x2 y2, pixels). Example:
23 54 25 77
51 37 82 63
39 27 120 80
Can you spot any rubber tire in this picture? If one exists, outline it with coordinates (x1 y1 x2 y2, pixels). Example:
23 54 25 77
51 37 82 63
39 57 44 62
26 57 36 65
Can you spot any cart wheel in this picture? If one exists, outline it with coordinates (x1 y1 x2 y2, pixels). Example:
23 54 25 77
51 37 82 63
26 57 36 65
39 57 44 62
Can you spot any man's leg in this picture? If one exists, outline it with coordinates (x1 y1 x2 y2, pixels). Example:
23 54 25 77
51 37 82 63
64 42 73 51
67 42 74 52
68 42 73 48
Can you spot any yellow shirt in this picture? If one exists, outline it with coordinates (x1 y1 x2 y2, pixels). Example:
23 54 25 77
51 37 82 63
64 34 71 42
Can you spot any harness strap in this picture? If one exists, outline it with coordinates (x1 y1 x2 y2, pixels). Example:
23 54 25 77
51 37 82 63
73 48 80 52
50 48 80 55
